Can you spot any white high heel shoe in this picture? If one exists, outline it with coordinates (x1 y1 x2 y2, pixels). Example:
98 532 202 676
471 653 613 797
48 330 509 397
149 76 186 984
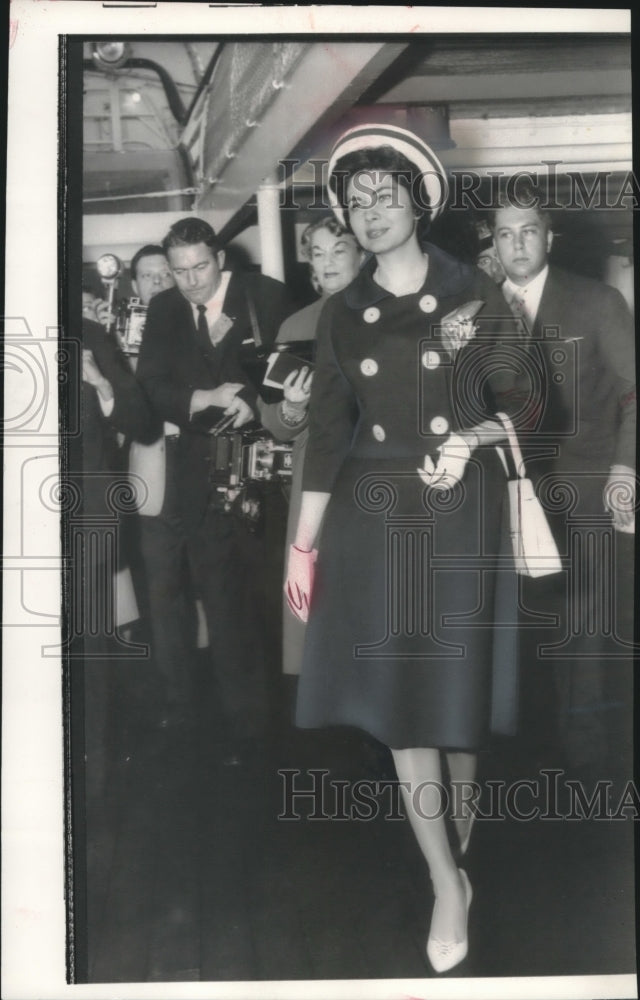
426 868 472 974
459 809 476 856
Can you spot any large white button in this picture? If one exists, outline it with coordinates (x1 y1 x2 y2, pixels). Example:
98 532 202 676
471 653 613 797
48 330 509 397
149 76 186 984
360 358 379 376
422 350 441 370
372 424 386 442
363 307 381 324
419 294 438 314
430 416 449 435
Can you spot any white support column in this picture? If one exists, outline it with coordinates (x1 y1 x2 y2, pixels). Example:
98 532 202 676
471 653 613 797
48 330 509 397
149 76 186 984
257 174 285 282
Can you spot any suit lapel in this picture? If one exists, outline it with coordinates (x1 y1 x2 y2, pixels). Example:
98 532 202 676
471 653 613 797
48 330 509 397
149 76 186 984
532 266 562 340
221 272 253 346
533 267 572 381
531 267 573 442
221 271 242 320
176 291 202 346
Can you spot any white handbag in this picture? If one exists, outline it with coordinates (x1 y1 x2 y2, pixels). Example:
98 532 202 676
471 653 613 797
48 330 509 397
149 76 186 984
114 567 139 627
128 436 166 516
495 412 562 578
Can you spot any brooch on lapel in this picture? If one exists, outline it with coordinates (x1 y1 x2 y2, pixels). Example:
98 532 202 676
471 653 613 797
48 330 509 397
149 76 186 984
439 300 484 354
210 312 234 345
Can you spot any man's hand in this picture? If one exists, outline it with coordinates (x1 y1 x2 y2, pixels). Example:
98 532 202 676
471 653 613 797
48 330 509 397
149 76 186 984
190 383 244 414
224 394 253 429
604 464 636 532
82 349 114 402
94 299 115 329
82 349 104 386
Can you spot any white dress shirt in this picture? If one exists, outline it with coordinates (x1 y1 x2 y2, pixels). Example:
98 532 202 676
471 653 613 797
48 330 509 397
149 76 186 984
190 270 232 342
187 270 234 422
502 264 549 329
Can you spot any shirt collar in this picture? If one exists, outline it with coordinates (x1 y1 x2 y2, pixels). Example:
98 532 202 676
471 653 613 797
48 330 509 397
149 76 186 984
503 264 549 306
344 242 474 310
190 270 232 321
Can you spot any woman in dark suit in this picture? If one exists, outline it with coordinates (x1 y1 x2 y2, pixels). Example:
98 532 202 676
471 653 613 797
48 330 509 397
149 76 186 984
285 124 515 973
260 216 364 677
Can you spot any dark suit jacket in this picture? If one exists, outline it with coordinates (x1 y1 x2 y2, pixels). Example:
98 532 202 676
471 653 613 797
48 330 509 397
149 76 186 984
136 271 293 529
81 319 159 518
501 265 635 516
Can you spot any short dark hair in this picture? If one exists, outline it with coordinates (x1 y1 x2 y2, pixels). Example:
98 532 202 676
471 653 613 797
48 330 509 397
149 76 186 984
162 217 221 255
487 180 552 231
81 268 103 298
299 216 356 260
129 244 167 282
330 145 435 239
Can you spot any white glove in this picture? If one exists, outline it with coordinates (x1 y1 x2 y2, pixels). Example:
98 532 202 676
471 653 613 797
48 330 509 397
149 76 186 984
604 464 636 533
285 544 318 623
417 433 472 491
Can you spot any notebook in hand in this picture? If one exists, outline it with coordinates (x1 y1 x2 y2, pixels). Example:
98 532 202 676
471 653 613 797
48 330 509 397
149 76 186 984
262 348 313 390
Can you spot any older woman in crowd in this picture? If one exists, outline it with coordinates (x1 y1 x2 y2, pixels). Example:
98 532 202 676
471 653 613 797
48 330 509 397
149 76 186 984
260 216 364 677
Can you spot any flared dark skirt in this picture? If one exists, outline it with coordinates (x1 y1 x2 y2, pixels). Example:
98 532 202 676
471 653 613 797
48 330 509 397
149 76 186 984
296 448 518 750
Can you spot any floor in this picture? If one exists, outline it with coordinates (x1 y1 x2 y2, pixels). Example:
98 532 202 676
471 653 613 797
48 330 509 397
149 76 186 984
74 654 636 986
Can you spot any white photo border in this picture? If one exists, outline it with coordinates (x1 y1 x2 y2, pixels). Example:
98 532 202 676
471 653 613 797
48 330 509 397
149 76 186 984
2 4 636 999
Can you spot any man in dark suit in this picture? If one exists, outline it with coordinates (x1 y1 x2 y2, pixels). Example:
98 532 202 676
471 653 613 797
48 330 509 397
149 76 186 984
136 217 293 755
78 318 160 796
123 244 199 730
490 191 636 773
85 248 202 730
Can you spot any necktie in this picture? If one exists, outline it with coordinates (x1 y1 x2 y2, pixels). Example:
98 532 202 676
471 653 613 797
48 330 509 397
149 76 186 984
196 303 210 347
505 288 530 338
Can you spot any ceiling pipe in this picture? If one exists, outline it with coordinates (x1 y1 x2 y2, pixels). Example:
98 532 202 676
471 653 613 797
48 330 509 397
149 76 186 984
83 58 188 125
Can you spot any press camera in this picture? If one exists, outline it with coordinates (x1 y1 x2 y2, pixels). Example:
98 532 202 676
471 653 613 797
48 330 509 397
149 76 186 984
95 253 147 355
206 427 293 527
207 427 293 489
115 296 148 355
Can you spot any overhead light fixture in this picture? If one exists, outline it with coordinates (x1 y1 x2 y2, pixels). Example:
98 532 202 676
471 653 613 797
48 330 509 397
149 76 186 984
91 41 131 71
121 90 143 113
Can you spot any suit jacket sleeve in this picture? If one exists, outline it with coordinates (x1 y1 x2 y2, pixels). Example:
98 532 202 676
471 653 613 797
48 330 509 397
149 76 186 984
598 283 636 468
258 398 309 442
83 320 159 443
217 334 260 416
302 298 358 493
537 269 635 467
